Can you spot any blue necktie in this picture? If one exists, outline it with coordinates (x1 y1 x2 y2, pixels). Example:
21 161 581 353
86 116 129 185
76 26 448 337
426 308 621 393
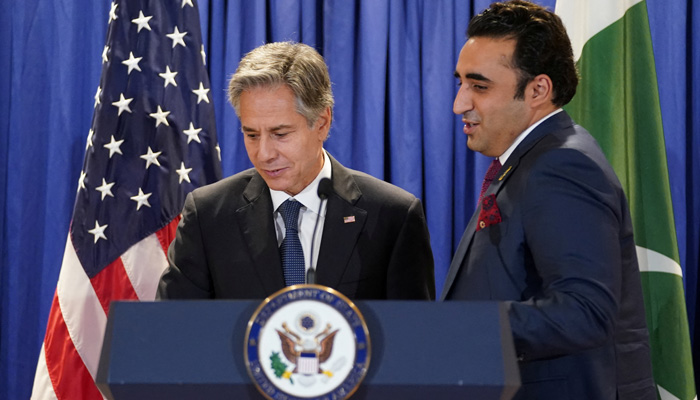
279 199 305 286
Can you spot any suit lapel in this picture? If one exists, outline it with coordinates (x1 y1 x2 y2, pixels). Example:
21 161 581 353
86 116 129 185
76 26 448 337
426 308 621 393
315 155 367 290
439 209 480 300
440 111 575 300
234 173 285 294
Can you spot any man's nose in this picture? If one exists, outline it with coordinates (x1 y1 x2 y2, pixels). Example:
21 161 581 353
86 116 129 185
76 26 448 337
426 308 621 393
453 85 473 115
258 134 277 161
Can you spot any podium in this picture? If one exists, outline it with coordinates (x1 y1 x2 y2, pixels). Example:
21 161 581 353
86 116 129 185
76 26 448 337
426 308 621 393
96 300 520 399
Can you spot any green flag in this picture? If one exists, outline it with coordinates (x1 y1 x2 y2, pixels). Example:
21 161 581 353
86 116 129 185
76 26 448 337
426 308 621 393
555 1 696 399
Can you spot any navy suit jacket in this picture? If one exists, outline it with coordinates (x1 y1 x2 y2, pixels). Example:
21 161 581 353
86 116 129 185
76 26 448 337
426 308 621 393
158 154 435 300
441 111 655 399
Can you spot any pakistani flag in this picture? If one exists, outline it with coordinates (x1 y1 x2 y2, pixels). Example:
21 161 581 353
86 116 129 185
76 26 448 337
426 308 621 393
555 1 696 399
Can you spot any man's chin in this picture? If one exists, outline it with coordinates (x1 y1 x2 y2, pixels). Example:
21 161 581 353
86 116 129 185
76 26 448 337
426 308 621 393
261 177 298 195
263 179 285 191
466 138 479 153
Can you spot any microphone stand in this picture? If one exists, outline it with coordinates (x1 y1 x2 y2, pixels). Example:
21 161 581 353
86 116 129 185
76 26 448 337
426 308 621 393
307 178 333 284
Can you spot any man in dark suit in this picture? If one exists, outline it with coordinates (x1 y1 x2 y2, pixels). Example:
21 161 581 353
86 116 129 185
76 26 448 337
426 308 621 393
158 42 435 301
441 1 655 399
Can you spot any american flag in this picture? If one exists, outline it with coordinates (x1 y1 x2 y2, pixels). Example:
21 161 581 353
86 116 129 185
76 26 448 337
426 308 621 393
31 1 221 398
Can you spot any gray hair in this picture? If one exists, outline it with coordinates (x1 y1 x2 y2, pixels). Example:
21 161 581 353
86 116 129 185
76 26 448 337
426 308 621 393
228 42 334 128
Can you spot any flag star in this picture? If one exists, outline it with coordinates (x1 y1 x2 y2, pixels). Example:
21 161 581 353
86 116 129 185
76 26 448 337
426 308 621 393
215 144 221 161
182 0 194 7
88 221 108 243
104 135 125 158
140 147 162 169
102 46 109 64
131 10 153 32
166 27 187 48
78 170 87 191
85 129 94 150
112 93 134 115
159 66 178 88
130 188 152 210
96 178 115 200
192 82 210 104
201 44 206 65
149 106 170 127
108 2 118 23
94 86 101 108
122 52 143 74
176 162 193 184
183 122 202 144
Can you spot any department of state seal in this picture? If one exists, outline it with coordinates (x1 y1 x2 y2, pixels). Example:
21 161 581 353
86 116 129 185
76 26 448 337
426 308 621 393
245 285 370 400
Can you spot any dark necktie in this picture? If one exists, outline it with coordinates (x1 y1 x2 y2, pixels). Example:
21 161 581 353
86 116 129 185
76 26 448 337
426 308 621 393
479 158 502 202
279 199 305 286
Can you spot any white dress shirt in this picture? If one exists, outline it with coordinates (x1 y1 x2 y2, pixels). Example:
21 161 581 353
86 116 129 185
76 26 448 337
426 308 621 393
270 150 332 274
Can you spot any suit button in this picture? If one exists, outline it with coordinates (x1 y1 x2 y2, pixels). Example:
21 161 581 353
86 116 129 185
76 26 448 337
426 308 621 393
479 221 486 229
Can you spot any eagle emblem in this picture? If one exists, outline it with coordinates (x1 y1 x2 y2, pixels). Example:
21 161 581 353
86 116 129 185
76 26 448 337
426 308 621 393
271 313 340 383
245 285 370 399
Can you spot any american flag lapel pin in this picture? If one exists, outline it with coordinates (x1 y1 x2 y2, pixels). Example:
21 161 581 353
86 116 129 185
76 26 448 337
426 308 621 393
343 216 356 224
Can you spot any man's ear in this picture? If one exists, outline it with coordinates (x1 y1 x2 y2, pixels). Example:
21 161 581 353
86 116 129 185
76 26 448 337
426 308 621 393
528 74 554 108
316 107 332 140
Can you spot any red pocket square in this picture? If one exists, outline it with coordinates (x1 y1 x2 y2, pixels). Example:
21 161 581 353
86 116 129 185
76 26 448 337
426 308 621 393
477 194 502 231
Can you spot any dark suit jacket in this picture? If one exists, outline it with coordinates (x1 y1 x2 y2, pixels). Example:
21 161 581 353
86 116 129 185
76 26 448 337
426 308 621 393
158 154 435 300
440 112 655 399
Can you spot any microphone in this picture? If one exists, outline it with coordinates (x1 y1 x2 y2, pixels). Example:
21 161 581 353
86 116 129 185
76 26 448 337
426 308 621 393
318 177 334 200
307 178 334 284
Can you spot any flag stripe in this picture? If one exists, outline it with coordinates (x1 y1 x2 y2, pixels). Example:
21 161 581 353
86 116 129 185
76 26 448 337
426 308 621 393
36 230 176 398
43 294 103 400
121 231 171 300
155 216 180 255
55 236 108 378
90 258 138 316
30 345 58 400
555 0 642 62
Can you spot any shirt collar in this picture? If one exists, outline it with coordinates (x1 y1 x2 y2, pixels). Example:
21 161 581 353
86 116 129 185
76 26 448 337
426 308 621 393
270 150 332 215
498 108 563 164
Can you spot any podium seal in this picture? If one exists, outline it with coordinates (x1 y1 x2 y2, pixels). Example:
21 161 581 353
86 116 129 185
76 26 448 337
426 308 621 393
245 285 370 400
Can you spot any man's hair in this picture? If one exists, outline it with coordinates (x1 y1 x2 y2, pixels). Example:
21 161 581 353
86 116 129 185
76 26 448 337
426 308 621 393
468 0 578 107
228 42 334 127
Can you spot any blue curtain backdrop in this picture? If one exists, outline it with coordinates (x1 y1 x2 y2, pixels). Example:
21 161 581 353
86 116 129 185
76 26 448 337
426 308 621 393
1 1 698 398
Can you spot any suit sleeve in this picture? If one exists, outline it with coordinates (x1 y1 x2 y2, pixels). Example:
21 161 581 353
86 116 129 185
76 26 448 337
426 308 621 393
508 148 623 360
157 192 213 299
386 197 436 300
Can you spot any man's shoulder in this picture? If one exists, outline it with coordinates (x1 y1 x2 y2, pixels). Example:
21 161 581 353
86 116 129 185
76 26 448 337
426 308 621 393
525 111 599 154
529 123 609 169
190 167 259 202
337 163 418 205
518 123 624 197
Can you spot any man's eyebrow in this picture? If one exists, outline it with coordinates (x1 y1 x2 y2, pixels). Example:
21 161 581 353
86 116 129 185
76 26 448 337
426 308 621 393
453 71 494 83
241 124 294 132
269 124 294 132
465 73 493 83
